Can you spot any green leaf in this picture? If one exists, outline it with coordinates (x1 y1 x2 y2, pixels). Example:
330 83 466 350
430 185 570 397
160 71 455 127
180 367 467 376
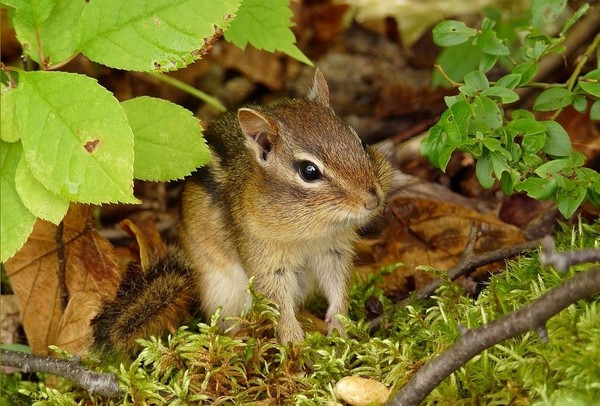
535 157 571 177
472 95 503 130
541 121 571 157
496 74 521 90
478 54 498 73
464 70 489 90
481 86 519 104
224 0 311 65
512 62 538 85
432 20 477 47
432 42 483 88
522 132 547 154
3 0 85 67
476 29 510 56
557 183 586 218
591 100 600 121
0 86 22 142
0 141 36 262
15 70 138 204
515 177 557 200
15 153 69 224
2 0 55 64
476 151 495 189
421 125 445 168
572 95 587 113
533 88 573 111
579 69 600 98
79 0 241 72
532 0 567 28
442 101 472 143
121 97 211 181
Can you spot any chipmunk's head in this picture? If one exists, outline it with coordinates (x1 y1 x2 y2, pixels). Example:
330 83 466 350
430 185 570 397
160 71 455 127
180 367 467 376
238 69 393 241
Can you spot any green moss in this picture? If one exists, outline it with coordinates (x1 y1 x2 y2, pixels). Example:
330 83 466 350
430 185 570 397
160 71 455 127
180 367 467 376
6 220 599 404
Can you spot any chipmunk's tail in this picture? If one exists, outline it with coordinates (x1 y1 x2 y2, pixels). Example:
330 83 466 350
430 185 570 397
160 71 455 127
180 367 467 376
91 248 197 356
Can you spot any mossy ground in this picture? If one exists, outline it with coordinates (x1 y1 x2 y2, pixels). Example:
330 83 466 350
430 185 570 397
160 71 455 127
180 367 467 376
3 221 599 405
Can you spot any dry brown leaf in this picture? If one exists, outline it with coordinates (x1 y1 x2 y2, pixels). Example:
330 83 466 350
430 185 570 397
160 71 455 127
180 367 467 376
119 217 165 271
4 204 120 356
356 196 524 298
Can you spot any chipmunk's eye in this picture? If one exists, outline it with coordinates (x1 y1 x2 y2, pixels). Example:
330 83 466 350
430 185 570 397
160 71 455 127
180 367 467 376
298 160 322 182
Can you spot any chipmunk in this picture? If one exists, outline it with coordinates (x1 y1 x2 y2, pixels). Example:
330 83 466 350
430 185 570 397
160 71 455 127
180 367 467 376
92 70 393 355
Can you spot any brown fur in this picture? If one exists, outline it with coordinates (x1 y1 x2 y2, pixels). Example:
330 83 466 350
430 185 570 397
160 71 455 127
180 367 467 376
92 70 393 352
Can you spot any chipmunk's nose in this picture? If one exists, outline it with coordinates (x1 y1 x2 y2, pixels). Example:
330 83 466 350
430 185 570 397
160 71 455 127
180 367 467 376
364 188 382 210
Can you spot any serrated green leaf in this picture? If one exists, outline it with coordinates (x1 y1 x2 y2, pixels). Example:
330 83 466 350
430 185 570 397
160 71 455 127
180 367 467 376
432 20 477 47
3 0 85 67
121 97 211 181
533 88 573 111
79 0 240 72
515 176 557 200
579 69 600 97
0 140 36 262
15 70 138 204
476 151 494 189
591 100 600 121
513 63 538 86
1 86 22 142
476 30 510 56
481 86 519 104
532 0 567 29
15 153 69 224
541 121 571 157
224 0 311 65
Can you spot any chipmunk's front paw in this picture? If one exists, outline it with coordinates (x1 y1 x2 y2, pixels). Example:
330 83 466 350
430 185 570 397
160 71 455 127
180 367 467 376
326 313 346 337
277 321 305 343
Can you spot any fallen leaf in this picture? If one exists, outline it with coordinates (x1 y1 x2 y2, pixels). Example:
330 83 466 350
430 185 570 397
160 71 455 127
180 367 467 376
4 204 121 355
356 195 524 298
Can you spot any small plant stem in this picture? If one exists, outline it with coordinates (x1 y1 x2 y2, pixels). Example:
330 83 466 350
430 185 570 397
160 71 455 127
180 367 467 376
433 64 461 88
551 31 600 120
145 72 227 112
56 221 69 311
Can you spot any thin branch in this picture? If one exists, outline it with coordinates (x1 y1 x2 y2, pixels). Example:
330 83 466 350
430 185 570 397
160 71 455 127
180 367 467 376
540 235 600 273
0 350 124 399
370 237 542 329
389 266 600 406
55 221 69 310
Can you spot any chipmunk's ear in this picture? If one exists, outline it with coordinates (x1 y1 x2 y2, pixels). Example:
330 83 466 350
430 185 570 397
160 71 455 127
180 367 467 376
308 68 330 107
238 108 278 162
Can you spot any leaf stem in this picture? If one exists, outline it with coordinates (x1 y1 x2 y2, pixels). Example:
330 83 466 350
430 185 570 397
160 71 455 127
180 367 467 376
145 72 227 112
551 31 600 120
434 64 461 88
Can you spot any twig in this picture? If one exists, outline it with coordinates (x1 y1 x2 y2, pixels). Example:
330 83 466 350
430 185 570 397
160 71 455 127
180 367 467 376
389 266 600 406
540 235 600 273
144 72 227 112
55 221 69 311
370 237 542 329
0 349 124 399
